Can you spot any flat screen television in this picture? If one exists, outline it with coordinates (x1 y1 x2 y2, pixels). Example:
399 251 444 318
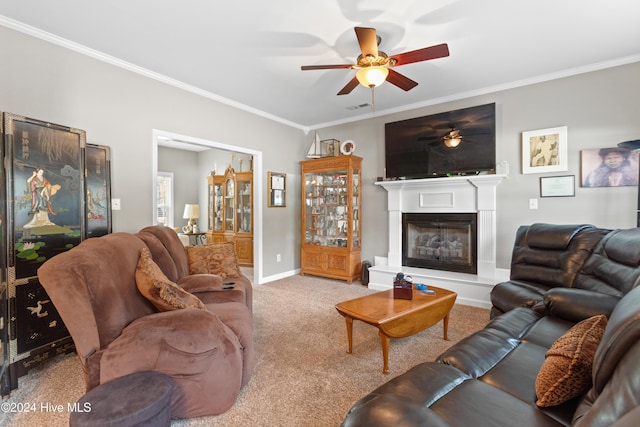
385 103 496 179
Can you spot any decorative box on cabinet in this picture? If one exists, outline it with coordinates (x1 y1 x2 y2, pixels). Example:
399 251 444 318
300 155 362 283
206 167 253 266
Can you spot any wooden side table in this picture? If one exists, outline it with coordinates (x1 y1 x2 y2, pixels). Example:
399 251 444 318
180 232 207 246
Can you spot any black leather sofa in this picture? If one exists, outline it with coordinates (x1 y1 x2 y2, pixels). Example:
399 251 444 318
341 225 640 427
490 224 640 318
342 283 640 427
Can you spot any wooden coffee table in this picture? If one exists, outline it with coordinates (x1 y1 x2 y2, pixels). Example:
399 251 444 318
335 286 457 374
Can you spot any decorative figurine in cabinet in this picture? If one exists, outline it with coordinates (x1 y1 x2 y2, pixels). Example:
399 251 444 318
206 166 253 266
300 155 362 283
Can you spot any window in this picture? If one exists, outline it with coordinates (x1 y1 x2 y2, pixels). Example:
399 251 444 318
156 172 174 227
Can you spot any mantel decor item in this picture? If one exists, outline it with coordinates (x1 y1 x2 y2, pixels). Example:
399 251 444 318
340 140 356 155
268 172 286 207
522 126 568 174
321 139 340 157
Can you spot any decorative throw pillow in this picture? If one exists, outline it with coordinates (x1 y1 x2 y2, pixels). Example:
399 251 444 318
535 314 608 407
135 247 206 311
185 242 242 278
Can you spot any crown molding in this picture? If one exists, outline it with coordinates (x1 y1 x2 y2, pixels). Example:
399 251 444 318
0 15 306 131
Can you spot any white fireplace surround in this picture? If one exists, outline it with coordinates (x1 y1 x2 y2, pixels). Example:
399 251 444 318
370 174 508 308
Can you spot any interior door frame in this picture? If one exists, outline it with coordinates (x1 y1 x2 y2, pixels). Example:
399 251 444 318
152 129 263 284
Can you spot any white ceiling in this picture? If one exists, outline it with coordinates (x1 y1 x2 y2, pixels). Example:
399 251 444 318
1 1 639 130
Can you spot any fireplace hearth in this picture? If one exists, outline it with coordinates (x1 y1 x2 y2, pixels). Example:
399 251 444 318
403 213 477 274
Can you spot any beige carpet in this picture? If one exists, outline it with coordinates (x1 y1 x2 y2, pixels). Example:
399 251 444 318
0 275 489 427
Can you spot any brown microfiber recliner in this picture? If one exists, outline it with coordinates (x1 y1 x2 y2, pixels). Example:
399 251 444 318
38 228 254 419
136 225 253 312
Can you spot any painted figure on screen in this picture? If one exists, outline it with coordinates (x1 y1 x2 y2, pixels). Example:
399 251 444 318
24 168 61 228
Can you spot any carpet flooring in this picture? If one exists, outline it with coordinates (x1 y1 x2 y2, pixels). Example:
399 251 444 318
0 274 489 426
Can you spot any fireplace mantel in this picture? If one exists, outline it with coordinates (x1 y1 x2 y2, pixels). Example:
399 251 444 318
371 174 507 307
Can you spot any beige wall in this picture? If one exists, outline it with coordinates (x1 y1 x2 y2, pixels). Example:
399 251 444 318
2 24 639 275
0 25 305 281
316 62 640 268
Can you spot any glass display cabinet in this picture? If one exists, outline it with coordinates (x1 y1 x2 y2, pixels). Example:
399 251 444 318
300 155 362 283
207 173 224 236
206 166 253 266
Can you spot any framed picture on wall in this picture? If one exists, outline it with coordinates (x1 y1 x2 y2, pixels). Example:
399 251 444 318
581 147 639 187
268 172 286 207
522 126 568 174
540 175 575 197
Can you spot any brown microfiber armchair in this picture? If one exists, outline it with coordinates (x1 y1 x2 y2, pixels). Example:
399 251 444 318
38 229 254 419
136 225 253 312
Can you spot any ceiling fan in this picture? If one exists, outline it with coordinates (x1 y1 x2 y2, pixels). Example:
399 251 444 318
301 26 449 95
419 127 465 148
443 129 463 148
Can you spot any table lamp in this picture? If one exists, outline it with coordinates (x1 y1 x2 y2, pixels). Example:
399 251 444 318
182 204 200 233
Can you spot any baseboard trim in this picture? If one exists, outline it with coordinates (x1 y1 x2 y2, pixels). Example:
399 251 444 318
259 269 301 284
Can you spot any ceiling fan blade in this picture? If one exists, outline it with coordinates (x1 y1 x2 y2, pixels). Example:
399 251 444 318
354 27 378 58
301 64 353 70
386 69 418 91
391 43 450 66
337 77 360 95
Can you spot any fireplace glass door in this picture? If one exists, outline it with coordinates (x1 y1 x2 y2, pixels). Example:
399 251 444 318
402 213 477 274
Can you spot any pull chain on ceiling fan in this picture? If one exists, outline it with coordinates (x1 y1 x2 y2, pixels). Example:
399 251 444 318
301 27 450 98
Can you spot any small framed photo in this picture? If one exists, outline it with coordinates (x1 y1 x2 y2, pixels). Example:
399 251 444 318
540 175 575 197
321 139 340 157
268 172 286 207
522 126 568 174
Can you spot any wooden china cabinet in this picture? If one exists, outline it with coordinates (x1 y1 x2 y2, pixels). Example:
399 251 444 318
300 155 362 283
206 166 253 266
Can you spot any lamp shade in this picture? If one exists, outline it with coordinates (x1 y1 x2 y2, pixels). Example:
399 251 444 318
356 66 389 88
182 204 200 219
617 139 640 151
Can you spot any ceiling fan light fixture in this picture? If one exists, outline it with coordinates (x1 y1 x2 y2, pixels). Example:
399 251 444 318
356 66 389 88
443 137 462 148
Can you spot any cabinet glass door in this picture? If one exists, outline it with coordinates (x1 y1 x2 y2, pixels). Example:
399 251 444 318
237 178 251 233
352 167 360 248
224 178 235 231
304 169 349 247
213 182 223 231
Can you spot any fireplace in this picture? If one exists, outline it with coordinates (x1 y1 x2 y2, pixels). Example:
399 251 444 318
370 174 507 307
403 213 477 274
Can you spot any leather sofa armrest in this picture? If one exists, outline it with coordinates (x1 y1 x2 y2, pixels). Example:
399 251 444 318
341 394 451 427
544 288 620 322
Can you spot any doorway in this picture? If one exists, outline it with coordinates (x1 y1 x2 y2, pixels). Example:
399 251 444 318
152 129 263 284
